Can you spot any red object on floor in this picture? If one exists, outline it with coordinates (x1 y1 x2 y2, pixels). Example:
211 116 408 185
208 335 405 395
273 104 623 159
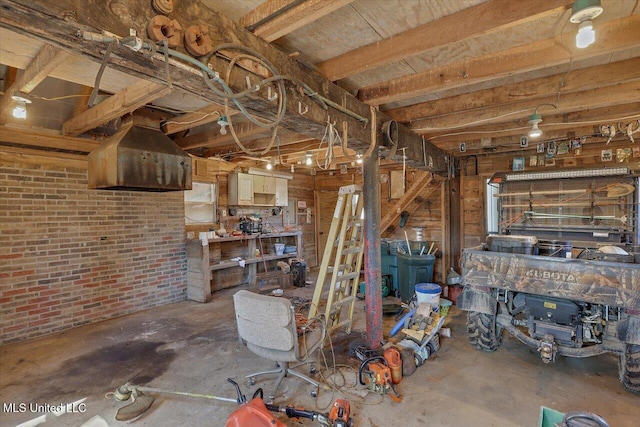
448 285 464 305
225 398 286 427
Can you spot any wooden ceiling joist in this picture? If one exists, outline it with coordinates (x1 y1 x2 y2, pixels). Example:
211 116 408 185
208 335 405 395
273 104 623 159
0 0 447 171
357 14 640 106
0 125 100 153
316 0 572 82
387 57 640 123
426 102 640 147
176 122 270 151
411 80 640 132
62 80 172 136
0 43 68 118
241 0 354 42
162 105 231 135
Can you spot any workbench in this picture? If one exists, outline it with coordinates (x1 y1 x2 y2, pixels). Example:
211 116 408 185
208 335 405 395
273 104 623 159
186 232 302 302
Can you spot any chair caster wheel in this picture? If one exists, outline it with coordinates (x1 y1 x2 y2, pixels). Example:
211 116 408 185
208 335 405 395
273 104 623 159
310 389 318 397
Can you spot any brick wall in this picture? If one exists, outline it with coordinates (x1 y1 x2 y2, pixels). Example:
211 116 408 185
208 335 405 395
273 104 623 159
0 152 187 344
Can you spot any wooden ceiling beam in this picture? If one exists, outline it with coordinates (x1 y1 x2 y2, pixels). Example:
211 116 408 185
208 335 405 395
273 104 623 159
241 0 354 42
162 105 236 135
0 0 447 172
317 0 571 82
0 43 68 118
410 81 640 133
62 80 172 136
386 57 640 123
424 102 640 147
0 125 101 153
358 14 640 106
176 121 270 150
203 134 317 158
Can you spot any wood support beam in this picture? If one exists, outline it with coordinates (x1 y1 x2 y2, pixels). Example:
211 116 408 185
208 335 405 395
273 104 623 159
62 80 171 136
427 103 640 151
162 104 234 135
358 14 640 106
241 0 354 42
380 171 434 234
386 57 640 123
0 125 101 153
176 122 270 151
0 43 68 117
317 0 571 81
0 0 447 172
410 81 640 132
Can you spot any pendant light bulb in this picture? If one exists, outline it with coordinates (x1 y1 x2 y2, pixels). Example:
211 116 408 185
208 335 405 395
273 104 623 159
11 95 31 120
356 154 363 164
528 113 543 139
266 160 273 170
576 20 595 48
570 0 603 49
305 151 313 166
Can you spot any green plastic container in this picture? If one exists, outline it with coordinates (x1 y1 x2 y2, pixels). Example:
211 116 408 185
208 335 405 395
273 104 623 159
381 239 401 294
397 252 435 303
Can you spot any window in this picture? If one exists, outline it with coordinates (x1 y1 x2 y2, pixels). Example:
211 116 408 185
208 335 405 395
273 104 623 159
485 179 499 234
184 182 217 225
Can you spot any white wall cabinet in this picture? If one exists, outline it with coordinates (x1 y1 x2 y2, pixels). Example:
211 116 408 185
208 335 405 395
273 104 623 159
228 173 254 206
275 178 288 206
229 173 288 207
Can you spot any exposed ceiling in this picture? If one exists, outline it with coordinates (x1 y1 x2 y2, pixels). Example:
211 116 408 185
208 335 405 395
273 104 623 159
0 0 638 171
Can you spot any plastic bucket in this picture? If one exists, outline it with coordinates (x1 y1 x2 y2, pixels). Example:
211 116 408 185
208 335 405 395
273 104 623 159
439 298 452 317
415 283 441 308
274 243 285 256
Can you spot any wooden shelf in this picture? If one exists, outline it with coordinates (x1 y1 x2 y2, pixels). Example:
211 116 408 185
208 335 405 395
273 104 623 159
211 253 298 271
186 231 302 302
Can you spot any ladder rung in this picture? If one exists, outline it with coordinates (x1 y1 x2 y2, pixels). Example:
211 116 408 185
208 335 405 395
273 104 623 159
330 295 355 311
336 272 359 282
341 247 362 255
329 319 352 332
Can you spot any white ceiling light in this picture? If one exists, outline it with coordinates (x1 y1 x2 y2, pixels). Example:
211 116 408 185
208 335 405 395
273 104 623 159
528 113 543 139
11 95 31 119
570 0 603 49
266 159 273 170
356 154 363 164
305 151 313 165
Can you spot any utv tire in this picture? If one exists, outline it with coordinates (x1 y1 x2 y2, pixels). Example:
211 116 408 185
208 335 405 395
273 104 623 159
619 343 640 393
467 311 502 352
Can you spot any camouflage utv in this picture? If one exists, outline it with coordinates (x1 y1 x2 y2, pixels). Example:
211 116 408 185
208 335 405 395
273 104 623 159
458 247 640 393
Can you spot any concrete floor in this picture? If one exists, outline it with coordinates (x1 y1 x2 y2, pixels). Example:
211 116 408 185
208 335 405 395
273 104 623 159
1 283 638 427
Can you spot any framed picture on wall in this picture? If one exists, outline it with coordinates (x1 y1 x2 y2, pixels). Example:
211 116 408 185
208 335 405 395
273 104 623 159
512 157 525 171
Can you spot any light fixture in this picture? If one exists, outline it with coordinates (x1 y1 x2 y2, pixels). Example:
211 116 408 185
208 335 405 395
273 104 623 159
356 154 363 164
266 159 273 170
11 95 31 119
528 113 543 139
570 0 603 49
305 151 313 165
217 115 228 135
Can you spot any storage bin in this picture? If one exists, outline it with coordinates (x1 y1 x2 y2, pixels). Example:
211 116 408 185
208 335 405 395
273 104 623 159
486 235 538 254
397 252 435 303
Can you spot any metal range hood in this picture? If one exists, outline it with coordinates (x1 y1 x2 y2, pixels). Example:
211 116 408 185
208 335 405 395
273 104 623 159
88 118 192 192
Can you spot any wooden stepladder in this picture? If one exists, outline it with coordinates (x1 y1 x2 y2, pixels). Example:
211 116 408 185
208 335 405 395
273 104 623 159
310 185 364 334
